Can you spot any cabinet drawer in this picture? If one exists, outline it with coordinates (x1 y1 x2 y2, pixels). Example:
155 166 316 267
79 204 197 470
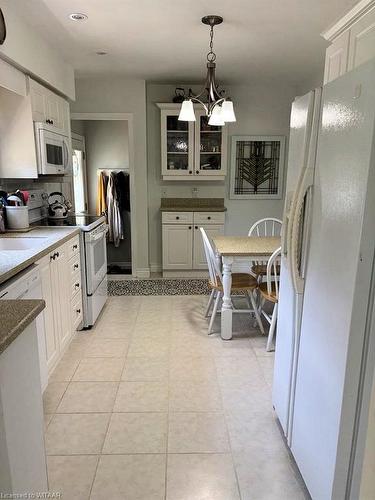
193 212 225 224
71 293 83 331
71 271 81 299
69 254 80 278
162 212 194 224
67 235 80 260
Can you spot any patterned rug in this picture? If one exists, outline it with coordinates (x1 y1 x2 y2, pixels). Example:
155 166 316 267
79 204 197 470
108 279 211 296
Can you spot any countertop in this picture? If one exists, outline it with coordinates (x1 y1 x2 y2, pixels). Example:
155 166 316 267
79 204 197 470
160 198 227 212
0 299 45 355
0 227 80 286
212 236 281 256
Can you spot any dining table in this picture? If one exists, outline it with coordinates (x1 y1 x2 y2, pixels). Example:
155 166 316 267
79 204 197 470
212 235 281 340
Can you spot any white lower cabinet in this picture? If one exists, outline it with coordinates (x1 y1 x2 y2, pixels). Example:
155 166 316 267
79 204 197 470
162 224 193 270
37 235 83 375
38 255 59 372
162 211 225 274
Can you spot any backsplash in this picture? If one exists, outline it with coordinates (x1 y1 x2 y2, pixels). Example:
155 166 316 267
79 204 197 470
0 176 74 210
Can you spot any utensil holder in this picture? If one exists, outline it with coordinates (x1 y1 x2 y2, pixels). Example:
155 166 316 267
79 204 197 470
5 206 29 229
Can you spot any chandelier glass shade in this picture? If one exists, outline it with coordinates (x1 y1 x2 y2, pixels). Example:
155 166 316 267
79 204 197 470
178 15 236 126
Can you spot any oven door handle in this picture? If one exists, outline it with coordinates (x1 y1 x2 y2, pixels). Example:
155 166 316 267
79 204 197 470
89 225 109 242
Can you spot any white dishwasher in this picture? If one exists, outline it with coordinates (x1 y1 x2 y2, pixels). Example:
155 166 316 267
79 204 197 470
0 265 48 392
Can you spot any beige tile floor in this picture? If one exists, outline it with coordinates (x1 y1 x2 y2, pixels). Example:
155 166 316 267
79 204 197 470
43 295 309 500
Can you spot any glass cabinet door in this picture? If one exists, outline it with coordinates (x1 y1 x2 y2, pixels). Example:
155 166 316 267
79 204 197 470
161 110 194 177
195 111 227 177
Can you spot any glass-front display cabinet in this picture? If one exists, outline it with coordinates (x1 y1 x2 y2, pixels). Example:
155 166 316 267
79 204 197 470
158 104 227 180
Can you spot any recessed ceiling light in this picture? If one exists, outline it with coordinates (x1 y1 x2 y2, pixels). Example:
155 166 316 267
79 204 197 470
95 50 108 56
69 13 88 21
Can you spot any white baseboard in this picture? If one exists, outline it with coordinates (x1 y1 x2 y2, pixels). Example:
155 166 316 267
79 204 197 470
163 270 209 278
136 268 151 278
150 263 162 273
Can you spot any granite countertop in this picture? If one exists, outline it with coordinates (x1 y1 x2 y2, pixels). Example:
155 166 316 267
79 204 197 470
0 227 80 286
212 236 281 256
160 198 227 212
0 300 45 355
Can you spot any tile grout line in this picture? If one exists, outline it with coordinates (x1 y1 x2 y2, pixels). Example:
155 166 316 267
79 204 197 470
164 311 173 500
213 347 244 500
86 298 140 499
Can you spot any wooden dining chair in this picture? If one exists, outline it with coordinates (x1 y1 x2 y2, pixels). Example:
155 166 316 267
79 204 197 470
200 228 264 335
258 246 282 351
248 217 282 279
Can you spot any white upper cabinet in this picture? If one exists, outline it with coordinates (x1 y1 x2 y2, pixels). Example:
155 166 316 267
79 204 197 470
323 1 375 84
348 6 375 71
157 103 228 181
194 109 228 178
29 78 70 135
323 31 349 84
160 107 195 178
0 86 38 179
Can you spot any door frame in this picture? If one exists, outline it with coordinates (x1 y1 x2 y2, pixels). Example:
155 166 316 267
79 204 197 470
71 112 136 277
71 132 88 213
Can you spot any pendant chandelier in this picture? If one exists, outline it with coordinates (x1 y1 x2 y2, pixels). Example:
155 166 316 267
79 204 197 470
178 15 236 126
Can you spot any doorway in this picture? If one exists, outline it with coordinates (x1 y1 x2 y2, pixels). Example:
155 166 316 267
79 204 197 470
71 133 88 214
70 114 135 276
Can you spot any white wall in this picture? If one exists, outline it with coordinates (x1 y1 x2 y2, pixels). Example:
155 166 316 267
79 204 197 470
0 0 75 99
71 77 148 275
147 82 296 271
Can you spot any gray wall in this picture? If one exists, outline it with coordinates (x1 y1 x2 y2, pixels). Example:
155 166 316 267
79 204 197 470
146 82 297 271
71 77 148 276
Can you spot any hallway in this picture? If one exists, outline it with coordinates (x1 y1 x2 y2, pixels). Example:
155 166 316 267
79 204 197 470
43 295 307 499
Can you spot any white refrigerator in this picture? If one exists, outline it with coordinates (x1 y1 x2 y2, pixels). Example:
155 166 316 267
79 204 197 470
273 59 375 500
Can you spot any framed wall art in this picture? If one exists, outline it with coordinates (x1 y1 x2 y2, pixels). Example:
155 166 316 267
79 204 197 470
229 135 285 199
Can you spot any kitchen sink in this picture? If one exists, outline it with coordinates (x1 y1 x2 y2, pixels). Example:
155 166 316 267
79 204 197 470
0 237 47 251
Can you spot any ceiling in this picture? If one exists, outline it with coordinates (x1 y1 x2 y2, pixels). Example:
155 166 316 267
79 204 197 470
15 0 358 86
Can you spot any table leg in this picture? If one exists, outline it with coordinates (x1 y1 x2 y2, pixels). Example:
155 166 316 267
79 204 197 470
221 256 233 340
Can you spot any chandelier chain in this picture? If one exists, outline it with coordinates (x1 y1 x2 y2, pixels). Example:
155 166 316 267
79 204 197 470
207 25 216 62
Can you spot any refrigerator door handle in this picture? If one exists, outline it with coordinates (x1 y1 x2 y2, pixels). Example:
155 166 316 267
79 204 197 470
289 166 314 294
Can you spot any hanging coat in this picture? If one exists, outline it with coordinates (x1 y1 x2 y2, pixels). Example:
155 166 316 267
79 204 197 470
106 172 123 247
96 171 107 216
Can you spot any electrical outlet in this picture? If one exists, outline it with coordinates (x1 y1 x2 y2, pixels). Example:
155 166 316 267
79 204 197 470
162 188 168 197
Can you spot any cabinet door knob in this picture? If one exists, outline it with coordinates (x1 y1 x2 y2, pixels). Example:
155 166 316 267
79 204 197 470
73 244 78 250
189 226 192 230
74 264 79 269
76 308 81 314
176 216 179 220
75 283 80 288
207 216 211 220
196 170 200 174
56 252 59 258
195 226 198 229
189 171 192 174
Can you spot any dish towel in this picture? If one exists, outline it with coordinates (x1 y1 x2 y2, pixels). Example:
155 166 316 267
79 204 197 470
96 171 107 216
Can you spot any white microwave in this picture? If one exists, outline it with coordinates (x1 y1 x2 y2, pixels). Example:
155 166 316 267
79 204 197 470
34 122 71 175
